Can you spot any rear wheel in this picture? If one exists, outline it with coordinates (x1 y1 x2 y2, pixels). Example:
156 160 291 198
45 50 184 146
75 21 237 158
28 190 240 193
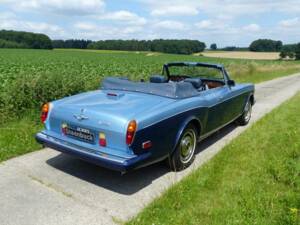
168 124 197 171
236 99 252 126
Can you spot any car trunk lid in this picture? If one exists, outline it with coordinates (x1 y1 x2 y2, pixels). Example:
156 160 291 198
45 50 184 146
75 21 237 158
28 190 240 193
47 90 171 153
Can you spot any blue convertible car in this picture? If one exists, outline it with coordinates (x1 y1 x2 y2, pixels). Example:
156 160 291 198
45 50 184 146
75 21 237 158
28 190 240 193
36 62 254 172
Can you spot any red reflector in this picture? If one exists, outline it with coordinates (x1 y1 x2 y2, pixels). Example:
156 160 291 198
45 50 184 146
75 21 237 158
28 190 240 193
99 133 106 147
41 112 48 123
142 141 152 149
99 138 106 147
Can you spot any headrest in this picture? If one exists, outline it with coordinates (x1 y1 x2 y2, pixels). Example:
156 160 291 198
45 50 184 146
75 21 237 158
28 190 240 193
150 75 167 83
184 78 202 89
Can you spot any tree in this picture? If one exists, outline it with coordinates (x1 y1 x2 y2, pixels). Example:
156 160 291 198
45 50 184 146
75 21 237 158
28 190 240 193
279 51 287 59
249 39 282 52
0 39 27 48
0 30 52 49
296 43 300 60
210 43 217 50
287 51 295 59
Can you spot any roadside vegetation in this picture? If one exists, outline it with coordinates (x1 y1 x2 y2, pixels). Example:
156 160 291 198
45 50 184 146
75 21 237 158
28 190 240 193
0 112 41 162
0 48 300 162
128 92 300 225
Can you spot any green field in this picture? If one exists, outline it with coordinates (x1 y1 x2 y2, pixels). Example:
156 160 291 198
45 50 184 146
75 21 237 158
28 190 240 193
0 48 300 162
128 92 300 225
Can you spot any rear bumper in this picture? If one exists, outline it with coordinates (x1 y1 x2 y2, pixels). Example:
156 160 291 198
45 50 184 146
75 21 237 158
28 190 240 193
35 132 151 172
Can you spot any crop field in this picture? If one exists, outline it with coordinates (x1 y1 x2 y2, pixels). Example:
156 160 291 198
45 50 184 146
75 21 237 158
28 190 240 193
201 51 280 60
1 48 300 123
0 48 300 161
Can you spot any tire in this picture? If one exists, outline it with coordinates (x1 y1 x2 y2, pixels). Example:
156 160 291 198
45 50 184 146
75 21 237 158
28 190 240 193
168 124 197 171
236 99 252 126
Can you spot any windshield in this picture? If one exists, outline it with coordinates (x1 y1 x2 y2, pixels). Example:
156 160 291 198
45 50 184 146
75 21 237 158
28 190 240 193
167 65 224 80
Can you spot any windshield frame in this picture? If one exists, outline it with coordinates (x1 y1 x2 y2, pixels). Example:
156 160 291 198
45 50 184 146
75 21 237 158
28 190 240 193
162 62 229 82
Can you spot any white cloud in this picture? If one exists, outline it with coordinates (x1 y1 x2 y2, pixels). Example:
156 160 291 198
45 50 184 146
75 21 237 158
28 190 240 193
140 0 300 18
195 20 213 29
242 24 261 32
0 11 16 20
0 18 65 38
73 22 144 40
153 20 186 30
4 0 106 15
74 22 98 31
97 10 147 25
151 5 198 16
279 17 299 27
195 19 234 33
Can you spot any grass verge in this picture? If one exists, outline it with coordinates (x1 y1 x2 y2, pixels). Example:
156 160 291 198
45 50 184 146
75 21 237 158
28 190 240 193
127 93 300 225
0 112 42 162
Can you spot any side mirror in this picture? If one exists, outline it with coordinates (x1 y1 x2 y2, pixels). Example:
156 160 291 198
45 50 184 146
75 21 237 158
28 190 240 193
227 79 235 86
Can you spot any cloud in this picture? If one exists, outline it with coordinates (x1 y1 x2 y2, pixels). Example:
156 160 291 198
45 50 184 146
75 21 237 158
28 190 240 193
153 20 186 30
0 19 65 37
195 19 234 33
279 17 299 27
242 24 261 32
195 20 213 29
97 10 147 25
74 22 98 31
150 5 198 16
73 22 144 39
3 0 106 16
140 0 300 18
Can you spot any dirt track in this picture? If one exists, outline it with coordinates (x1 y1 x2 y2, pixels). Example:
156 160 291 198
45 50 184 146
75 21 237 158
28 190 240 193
201 51 280 60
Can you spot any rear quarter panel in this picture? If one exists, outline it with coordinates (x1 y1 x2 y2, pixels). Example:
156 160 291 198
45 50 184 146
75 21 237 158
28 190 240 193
132 97 208 158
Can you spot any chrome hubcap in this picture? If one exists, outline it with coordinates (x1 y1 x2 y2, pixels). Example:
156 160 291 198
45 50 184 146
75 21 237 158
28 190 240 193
244 101 252 122
179 129 196 163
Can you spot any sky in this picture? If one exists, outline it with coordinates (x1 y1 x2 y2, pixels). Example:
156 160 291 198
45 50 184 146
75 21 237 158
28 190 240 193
0 0 300 47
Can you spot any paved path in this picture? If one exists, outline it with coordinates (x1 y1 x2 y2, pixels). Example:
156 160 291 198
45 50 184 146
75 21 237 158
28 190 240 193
1 74 300 225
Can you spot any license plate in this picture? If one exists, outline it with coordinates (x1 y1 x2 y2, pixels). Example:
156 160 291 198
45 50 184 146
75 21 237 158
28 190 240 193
63 124 94 143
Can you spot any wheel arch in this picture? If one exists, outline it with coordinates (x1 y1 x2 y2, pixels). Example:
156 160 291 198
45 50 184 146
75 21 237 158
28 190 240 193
249 94 255 105
171 116 202 155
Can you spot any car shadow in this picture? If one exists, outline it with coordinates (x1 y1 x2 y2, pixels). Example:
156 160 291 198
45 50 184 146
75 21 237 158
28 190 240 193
46 123 237 195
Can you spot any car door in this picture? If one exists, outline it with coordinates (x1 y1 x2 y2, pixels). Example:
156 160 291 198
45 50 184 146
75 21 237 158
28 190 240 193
203 86 227 133
216 84 246 126
204 84 242 133
224 84 248 120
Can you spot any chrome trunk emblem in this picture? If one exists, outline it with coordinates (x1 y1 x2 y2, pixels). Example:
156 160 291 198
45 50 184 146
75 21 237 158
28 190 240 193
73 108 88 121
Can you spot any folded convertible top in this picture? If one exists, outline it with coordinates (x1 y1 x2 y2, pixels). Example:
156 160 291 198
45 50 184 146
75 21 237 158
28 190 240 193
101 77 199 99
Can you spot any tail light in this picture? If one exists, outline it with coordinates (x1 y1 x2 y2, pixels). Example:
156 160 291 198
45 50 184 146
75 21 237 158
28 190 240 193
126 120 137 145
41 103 50 123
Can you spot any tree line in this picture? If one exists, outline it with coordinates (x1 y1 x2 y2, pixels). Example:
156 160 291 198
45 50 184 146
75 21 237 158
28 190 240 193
54 39 206 54
0 30 206 54
52 39 92 49
0 30 299 59
0 30 52 49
